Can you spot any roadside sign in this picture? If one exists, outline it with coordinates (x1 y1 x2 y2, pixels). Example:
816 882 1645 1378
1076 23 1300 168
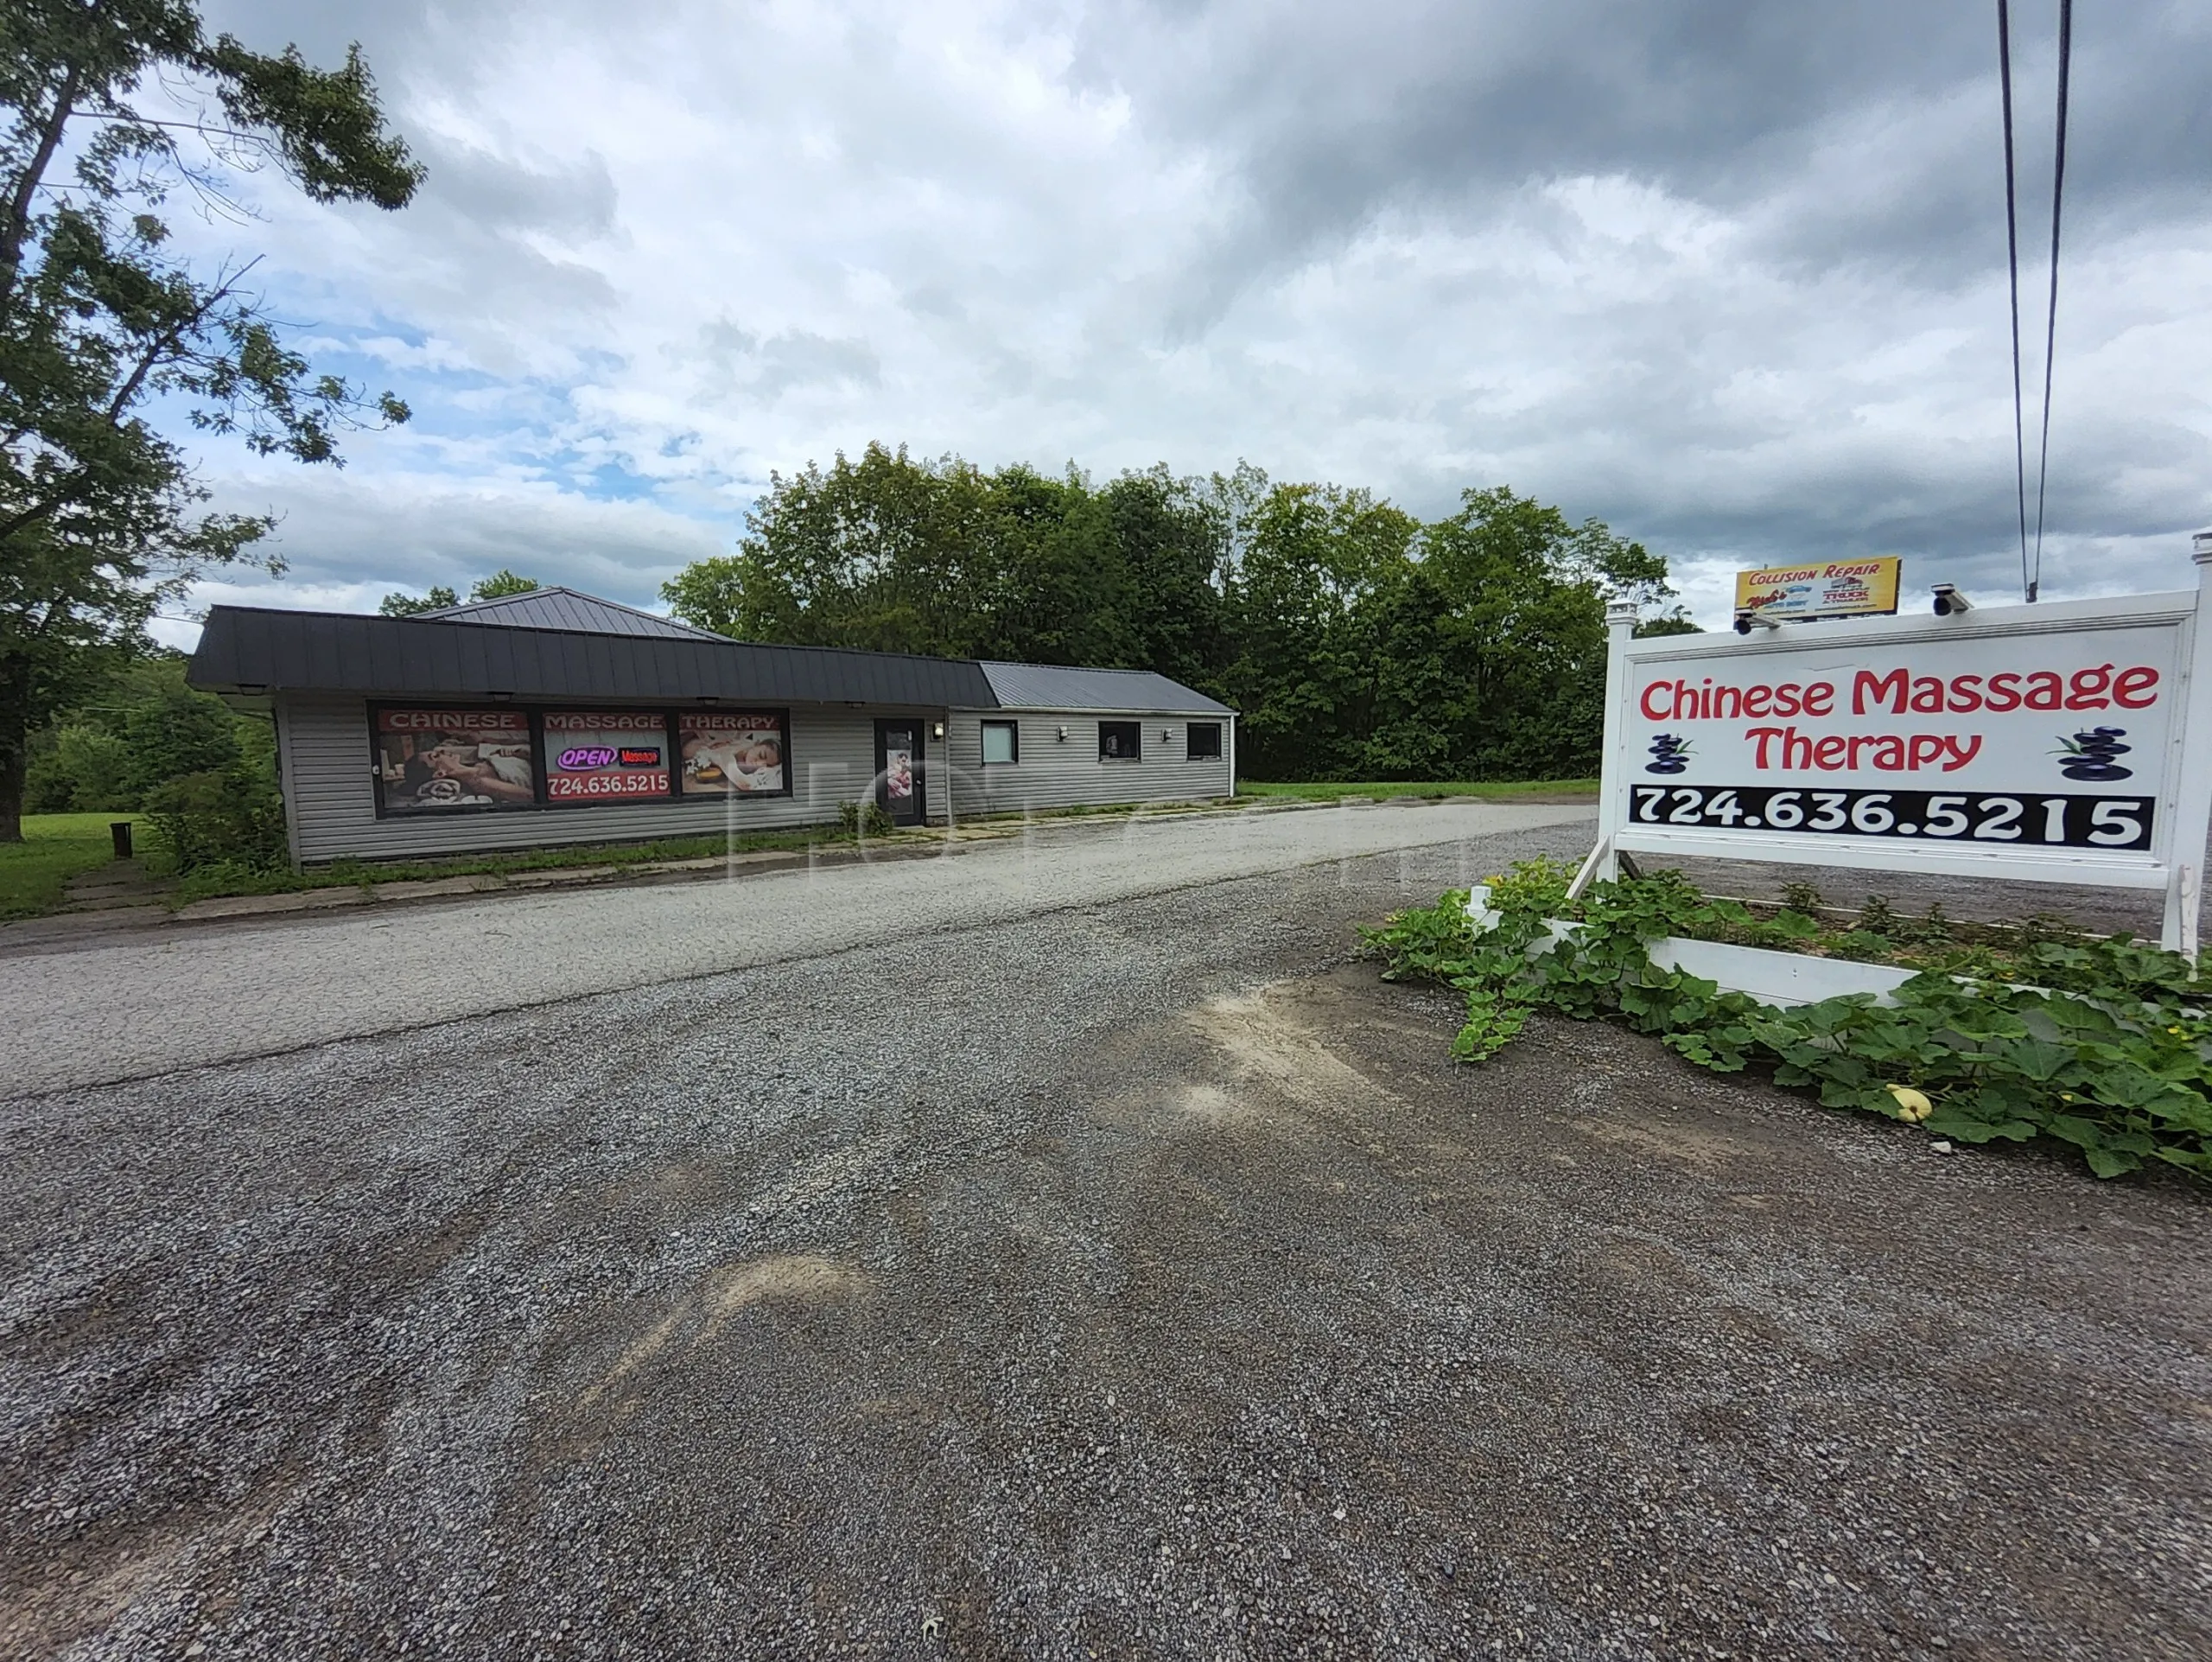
1580 544 2212 953
1734 557 1902 621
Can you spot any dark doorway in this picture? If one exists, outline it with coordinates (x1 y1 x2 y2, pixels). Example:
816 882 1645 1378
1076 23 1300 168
874 718 925 825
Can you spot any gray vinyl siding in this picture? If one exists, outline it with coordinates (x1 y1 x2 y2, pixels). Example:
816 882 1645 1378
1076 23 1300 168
944 710 1235 817
276 693 950 865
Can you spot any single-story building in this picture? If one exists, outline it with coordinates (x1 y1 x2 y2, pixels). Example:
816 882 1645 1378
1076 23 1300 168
185 588 1237 866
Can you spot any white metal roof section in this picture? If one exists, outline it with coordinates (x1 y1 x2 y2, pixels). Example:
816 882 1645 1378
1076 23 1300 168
977 661 1233 715
419 587 733 642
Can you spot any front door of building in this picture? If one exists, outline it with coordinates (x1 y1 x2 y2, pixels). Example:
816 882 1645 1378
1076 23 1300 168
874 718 925 825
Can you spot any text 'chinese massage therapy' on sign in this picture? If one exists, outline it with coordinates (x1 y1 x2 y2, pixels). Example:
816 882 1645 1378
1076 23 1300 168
1632 634 2168 852
1582 544 2212 952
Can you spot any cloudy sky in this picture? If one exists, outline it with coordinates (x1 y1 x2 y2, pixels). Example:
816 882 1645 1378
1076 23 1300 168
156 0 2210 645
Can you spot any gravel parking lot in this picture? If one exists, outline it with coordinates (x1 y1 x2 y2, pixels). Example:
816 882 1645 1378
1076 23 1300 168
3 808 2208 1660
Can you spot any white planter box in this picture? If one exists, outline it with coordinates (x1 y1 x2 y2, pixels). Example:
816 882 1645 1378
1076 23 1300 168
1464 886 1914 1008
1643 936 1916 1008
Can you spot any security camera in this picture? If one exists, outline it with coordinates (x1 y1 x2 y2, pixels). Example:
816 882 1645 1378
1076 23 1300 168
1732 608 1781 634
1932 583 1974 616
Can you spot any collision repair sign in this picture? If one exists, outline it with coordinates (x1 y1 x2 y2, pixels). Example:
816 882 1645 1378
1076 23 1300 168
1626 623 2177 854
1733 557 1902 621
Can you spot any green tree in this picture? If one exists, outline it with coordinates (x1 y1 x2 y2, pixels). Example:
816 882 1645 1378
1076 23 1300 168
1097 465 1227 691
469 570 537 600
378 584 458 616
978 464 1128 669
22 720 129 810
22 647 269 810
658 443 1682 784
667 443 996 655
377 572 537 615
1222 480 1417 780
0 0 422 840
1416 487 1675 779
658 556 747 639
119 674 238 796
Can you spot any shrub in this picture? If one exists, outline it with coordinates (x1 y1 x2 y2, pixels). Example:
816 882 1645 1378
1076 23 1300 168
1365 863 2212 1183
24 723 136 812
143 768 288 872
121 685 242 799
836 800 897 837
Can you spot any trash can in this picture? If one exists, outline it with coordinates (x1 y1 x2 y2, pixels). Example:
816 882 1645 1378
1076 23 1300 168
111 821 133 860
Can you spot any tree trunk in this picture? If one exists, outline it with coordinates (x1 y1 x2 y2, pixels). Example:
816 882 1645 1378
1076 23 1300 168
0 650 33 841
0 708 24 844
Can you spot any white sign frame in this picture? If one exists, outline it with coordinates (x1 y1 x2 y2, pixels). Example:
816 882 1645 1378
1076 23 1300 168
1578 547 2212 955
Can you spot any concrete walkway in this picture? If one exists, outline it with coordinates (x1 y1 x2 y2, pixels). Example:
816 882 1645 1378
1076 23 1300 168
3 799 1593 1097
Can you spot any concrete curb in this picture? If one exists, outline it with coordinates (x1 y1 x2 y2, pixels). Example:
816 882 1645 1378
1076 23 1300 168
175 888 371 920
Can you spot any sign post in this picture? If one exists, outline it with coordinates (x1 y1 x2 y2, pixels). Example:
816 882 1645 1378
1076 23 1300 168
1577 536 2212 956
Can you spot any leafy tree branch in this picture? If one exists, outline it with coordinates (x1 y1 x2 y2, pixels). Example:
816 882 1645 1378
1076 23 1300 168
0 0 422 840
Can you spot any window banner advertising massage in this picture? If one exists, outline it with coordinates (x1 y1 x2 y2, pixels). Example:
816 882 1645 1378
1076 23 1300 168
374 707 538 813
677 711 788 795
541 711 672 803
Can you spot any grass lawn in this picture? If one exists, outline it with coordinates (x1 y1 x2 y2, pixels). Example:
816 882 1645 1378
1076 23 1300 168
167 799 1236 905
167 825 847 904
0 813 142 920
1236 779 1598 802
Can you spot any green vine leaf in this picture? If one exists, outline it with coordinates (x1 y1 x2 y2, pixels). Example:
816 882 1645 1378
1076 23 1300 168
1363 864 2212 1185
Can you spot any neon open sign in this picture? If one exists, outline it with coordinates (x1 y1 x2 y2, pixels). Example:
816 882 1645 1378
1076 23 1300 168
555 745 664 771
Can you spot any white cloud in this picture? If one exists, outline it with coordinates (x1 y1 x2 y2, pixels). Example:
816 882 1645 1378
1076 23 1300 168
151 0 2212 646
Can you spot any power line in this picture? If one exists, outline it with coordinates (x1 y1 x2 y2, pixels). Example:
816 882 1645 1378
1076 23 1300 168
1998 1 2030 602
2030 0 2074 604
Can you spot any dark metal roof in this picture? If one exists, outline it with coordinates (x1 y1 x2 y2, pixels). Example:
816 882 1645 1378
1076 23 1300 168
188 607 997 708
417 586 733 642
980 661 1233 715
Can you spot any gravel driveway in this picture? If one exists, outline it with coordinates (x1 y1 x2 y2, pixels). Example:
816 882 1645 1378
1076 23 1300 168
3 810 2208 1660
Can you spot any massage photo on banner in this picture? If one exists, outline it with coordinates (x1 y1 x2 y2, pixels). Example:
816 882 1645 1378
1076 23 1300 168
678 711 788 795
540 710 673 804
373 708 538 814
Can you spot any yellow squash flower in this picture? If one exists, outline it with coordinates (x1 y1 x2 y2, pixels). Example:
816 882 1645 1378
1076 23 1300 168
1885 1084 1934 1123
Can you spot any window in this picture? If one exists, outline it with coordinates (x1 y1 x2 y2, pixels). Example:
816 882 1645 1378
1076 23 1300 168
982 720 1019 765
1187 722 1223 761
1099 720 1142 761
540 710 673 805
372 706 539 816
677 710 791 796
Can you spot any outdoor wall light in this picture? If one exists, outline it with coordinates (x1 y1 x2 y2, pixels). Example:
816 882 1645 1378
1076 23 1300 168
1056 725 1068 741
932 720 946 740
